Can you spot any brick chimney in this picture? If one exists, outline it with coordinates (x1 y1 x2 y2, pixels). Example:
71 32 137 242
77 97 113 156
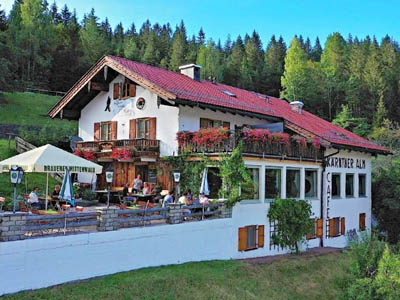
179 64 202 81
290 101 304 114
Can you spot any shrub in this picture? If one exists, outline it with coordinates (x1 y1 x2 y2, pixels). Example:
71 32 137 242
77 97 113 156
375 245 400 300
267 198 314 254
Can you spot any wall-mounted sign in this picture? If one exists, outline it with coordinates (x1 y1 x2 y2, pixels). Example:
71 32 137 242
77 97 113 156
325 157 366 169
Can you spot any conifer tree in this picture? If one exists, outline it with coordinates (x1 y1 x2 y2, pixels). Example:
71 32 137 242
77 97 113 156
310 37 322 61
169 26 187 71
263 35 286 96
142 30 160 66
224 35 245 87
0 4 7 31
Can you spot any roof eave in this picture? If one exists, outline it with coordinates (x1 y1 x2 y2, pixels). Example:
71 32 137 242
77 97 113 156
331 142 392 156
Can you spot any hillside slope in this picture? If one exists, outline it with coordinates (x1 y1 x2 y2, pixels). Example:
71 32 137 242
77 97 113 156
0 92 77 130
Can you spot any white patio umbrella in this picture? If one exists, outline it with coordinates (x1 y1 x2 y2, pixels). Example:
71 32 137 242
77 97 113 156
0 144 102 210
60 168 75 207
200 168 210 196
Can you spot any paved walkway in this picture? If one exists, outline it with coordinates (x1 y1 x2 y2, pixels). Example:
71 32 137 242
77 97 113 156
241 247 343 265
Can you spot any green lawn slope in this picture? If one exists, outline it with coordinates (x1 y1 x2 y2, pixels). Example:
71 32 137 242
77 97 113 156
0 92 76 130
2 251 348 300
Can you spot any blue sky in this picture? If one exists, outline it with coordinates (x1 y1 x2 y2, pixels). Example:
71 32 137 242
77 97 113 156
2 0 399 47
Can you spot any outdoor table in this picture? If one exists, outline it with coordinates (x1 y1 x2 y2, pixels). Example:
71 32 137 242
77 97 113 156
131 194 156 202
95 189 120 203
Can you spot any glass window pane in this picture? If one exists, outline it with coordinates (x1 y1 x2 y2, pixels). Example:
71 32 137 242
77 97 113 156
286 169 300 198
265 168 281 199
244 168 259 200
346 174 354 197
208 167 222 199
139 120 145 138
332 174 341 198
359 174 366 197
305 170 318 198
145 120 150 139
246 226 256 249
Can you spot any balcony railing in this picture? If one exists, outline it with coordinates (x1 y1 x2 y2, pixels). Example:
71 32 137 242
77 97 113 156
77 139 160 156
178 131 324 161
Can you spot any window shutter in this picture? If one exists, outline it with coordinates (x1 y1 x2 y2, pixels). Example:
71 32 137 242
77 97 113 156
329 218 336 237
113 83 119 100
149 118 157 140
129 119 136 139
129 84 136 97
257 225 265 248
341 217 346 236
238 227 247 251
360 213 366 231
94 123 100 141
111 121 118 140
317 218 323 238
119 83 123 98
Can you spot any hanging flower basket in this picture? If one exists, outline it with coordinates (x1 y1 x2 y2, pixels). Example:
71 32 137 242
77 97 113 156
111 149 133 161
243 129 273 143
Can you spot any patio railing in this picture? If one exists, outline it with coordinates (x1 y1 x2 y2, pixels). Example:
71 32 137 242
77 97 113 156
77 138 160 155
178 130 324 161
0 202 231 242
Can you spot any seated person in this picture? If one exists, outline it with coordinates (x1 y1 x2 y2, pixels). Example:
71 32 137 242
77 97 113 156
51 185 61 199
122 183 130 197
178 192 188 205
199 193 209 205
186 189 194 205
142 182 152 195
162 190 174 207
28 187 44 209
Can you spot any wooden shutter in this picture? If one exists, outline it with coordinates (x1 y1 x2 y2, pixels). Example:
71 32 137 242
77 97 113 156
113 83 119 100
329 218 336 237
94 123 100 141
129 84 136 97
317 218 323 238
238 227 247 251
258 225 265 248
111 121 118 140
341 217 346 236
119 83 123 98
129 119 136 139
360 213 366 231
149 118 157 140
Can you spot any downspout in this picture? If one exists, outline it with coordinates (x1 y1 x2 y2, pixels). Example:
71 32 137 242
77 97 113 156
320 149 340 247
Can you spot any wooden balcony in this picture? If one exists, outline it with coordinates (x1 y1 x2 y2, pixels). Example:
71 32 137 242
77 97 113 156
178 131 324 162
77 139 160 158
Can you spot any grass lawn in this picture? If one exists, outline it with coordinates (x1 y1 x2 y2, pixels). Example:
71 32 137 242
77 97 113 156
0 139 59 210
2 252 348 300
0 92 77 131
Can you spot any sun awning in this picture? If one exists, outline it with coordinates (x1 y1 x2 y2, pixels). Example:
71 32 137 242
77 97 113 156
0 144 103 174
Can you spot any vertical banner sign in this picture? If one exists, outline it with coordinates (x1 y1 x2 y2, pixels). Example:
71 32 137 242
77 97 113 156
326 172 331 219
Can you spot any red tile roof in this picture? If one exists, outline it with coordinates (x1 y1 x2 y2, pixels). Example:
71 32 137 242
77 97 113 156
109 56 387 153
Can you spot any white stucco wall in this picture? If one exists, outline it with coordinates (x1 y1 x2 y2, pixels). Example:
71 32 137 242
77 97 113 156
322 149 372 248
178 105 269 132
79 75 180 156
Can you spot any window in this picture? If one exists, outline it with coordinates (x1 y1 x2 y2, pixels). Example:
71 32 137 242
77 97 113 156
359 213 366 231
359 174 366 197
286 169 300 198
137 119 150 139
238 225 265 251
332 173 341 198
244 167 259 200
329 217 345 237
307 219 324 240
101 122 112 141
305 169 318 199
113 81 136 100
265 168 281 200
200 118 230 129
346 174 354 197
221 89 236 97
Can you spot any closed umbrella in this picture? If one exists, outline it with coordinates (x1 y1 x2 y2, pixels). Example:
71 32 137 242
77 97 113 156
200 168 210 196
60 168 75 207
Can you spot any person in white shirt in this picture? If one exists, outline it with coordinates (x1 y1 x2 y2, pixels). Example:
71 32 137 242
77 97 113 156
28 187 43 209
133 175 143 192
199 193 209 205
162 190 174 207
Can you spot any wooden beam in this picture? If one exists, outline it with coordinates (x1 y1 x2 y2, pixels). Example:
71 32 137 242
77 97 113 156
61 109 80 119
